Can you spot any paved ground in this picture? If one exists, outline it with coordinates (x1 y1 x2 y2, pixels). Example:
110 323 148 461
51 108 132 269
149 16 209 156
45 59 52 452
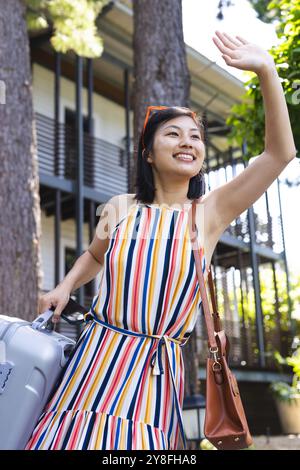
197 435 300 450
252 434 300 450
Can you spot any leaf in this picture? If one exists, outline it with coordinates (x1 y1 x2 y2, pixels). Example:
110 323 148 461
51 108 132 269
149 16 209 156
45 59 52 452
27 0 110 58
26 11 49 31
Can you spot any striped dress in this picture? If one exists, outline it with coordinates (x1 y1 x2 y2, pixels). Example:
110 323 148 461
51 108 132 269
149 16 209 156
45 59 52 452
25 201 208 450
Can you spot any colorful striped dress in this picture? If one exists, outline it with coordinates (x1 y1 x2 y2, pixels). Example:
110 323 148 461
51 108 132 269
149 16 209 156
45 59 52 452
25 201 208 450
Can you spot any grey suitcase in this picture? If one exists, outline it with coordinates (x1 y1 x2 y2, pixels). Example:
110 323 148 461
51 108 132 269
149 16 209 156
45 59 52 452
0 309 77 450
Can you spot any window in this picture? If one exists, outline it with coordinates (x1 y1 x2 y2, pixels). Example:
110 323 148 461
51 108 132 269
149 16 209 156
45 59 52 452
64 108 94 185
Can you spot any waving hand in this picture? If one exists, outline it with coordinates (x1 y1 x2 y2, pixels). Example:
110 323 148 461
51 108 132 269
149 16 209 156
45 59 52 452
212 30 275 75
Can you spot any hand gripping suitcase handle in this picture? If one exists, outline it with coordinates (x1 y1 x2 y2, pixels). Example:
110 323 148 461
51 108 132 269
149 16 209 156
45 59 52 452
31 309 54 331
31 299 90 331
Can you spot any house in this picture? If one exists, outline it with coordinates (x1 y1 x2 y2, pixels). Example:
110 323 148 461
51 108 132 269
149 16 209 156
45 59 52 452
29 0 293 436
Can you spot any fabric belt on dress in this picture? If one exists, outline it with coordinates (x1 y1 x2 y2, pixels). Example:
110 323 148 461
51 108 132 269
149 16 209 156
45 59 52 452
84 309 189 449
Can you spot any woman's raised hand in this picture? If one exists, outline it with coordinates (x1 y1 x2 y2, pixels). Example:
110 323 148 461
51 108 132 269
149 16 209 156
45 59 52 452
212 30 275 75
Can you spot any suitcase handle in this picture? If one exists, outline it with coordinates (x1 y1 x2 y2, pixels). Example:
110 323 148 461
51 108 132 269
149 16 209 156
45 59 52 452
31 310 54 331
31 298 91 331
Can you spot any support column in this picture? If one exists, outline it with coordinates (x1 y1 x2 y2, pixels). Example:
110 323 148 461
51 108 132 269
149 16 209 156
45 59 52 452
277 178 295 338
87 58 96 297
124 68 131 192
54 52 61 288
87 58 94 136
237 249 248 364
271 260 283 354
243 141 266 367
75 55 84 306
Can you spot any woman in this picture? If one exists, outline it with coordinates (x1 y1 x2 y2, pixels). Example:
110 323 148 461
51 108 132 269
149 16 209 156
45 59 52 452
26 31 296 450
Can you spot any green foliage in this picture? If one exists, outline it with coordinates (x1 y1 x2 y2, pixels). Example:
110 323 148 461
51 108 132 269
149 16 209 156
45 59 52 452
270 343 300 401
199 438 217 450
221 264 299 330
251 266 300 363
286 346 300 378
248 0 282 23
26 0 110 57
226 0 300 161
270 380 296 400
260 266 295 334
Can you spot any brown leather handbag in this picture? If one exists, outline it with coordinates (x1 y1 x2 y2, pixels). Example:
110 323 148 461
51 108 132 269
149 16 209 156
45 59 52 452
188 198 253 450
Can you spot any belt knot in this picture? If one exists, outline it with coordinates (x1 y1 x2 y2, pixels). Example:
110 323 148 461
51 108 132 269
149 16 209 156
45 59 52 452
149 334 188 376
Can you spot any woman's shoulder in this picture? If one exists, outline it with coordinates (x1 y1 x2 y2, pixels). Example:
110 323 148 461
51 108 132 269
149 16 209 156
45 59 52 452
119 193 138 210
111 193 138 224
107 193 137 210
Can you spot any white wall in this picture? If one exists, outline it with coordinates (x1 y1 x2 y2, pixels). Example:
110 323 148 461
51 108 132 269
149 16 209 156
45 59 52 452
32 63 133 148
40 210 103 292
32 64 55 119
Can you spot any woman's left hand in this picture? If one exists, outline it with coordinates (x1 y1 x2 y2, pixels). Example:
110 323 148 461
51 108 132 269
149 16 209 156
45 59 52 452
212 30 276 75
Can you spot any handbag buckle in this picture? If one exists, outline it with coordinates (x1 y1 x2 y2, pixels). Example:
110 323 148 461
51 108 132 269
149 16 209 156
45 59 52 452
209 346 218 361
209 346 222 371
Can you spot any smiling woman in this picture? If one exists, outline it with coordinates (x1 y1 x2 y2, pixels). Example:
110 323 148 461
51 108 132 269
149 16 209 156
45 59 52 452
135 106 206 209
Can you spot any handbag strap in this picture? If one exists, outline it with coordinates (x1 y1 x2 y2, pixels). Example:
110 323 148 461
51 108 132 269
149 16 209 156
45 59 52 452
207 270 222 333
188 197 222 351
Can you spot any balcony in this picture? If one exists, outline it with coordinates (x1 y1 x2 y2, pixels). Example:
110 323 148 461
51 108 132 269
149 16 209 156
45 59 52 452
36 112 128 202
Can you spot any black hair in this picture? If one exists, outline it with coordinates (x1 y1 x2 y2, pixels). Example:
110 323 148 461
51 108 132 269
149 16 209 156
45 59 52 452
133 106 206 205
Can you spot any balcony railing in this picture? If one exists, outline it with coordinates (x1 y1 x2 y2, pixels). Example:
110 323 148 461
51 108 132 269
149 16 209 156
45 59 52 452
206 157 284 254
35 112 128 198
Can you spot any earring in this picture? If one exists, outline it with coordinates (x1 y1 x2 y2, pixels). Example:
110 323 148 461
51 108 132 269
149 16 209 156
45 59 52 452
143 148 151 163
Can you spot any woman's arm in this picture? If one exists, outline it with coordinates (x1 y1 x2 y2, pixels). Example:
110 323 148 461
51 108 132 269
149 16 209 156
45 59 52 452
258 63 297 160
205 31 297 234
59 250 103 294
38 251 103 319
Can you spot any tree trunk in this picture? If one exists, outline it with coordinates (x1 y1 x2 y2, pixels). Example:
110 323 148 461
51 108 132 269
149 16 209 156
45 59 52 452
132 0 191 192
132 0 200 400
0 0 42 320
